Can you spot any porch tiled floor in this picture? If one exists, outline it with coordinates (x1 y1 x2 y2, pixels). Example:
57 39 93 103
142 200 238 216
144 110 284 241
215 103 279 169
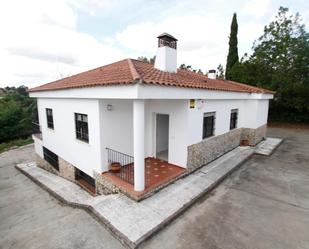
102 157 186 200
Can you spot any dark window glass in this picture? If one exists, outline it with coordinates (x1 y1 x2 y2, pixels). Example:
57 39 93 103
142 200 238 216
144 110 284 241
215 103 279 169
46 108 54 129
43 147 59 170
230 109 238 130
75 168 95 187
203 112 215 139
75 113 89 142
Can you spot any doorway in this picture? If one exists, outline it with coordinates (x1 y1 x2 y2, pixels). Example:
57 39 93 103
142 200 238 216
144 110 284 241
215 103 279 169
156 114 169 161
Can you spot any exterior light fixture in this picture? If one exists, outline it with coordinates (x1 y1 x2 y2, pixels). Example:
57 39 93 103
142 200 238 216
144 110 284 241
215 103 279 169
107 104 113 111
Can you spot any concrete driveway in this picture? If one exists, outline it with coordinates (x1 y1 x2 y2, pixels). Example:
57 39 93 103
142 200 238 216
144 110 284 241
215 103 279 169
0 145 124 249
141 127 309 249
1 127 309 249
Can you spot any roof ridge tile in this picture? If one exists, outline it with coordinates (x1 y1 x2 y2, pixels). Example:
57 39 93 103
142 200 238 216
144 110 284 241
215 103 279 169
127 59 141 82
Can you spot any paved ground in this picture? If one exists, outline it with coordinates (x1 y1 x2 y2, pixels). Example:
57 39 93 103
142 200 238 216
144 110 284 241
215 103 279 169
16 145 254 247
141 127 309 249
1 127 309 249
0 145 124 249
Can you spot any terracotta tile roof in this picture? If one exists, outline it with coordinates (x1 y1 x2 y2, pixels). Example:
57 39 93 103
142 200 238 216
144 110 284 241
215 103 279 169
28 58 275 94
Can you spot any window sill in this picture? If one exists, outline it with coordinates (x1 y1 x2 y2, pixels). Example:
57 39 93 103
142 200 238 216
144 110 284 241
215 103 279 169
75 137 90 145
202 134 215 140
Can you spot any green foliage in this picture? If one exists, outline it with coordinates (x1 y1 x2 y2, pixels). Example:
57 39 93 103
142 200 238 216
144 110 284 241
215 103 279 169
225 13 239 80
0 137 33 154
179 64 204 74
137 56 156 64
0 86 36 143
217 64 225 79
229 7 309 123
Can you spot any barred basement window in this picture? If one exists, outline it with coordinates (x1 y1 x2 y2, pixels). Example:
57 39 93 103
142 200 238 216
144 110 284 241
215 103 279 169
230 109 238 130
46 108 54 129
203 112 216 139
75 168 95 187
75 113 89 142
43 147 59 171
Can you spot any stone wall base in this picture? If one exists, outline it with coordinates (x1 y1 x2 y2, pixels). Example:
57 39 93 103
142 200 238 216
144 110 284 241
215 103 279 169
187 124 267 171
35 154 76 183
94 172 121 195
241 124 267 146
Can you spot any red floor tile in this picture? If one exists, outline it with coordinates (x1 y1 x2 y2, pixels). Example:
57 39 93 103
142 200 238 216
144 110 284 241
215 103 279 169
102 157 186 200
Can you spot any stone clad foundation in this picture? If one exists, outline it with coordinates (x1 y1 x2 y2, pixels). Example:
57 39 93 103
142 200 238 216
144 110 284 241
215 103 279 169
36 155 75 183
241 124 267 146
94 172 120 195
187 124 267 171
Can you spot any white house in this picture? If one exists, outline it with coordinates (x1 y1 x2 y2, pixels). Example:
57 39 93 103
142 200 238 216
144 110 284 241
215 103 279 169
29 33 274 200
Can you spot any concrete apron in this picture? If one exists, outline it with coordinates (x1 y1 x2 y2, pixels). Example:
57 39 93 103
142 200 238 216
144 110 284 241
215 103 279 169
15 140 281 249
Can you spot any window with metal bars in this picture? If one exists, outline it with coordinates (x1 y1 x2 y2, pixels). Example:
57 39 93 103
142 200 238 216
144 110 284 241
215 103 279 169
75 168 95 187
43 147 59 170
75 113 89 143
230 109 238 130
203 112 215 139
46 108 54 129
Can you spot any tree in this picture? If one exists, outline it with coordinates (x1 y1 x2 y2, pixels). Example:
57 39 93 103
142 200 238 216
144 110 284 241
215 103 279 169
229 7 309 122
0 86 36 143
225 13 239 80
217 64 225 79
137 56 155 64
179 64 203 74
179 64 192 70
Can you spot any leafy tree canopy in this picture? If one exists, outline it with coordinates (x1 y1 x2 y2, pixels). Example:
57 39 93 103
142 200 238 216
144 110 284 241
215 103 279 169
137 56 156 64
0 86 36 143
179 64 204 74
229 7 309 122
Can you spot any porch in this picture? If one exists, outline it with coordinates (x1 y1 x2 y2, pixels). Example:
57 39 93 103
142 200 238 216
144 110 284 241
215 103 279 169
101 156 186 200
99 99 188 194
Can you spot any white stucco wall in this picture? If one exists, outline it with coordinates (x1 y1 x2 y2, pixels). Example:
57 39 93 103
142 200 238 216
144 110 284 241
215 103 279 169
145 99 188 167
37 98 103 177
188 98 270 146
99 99 134 171
99 99 188 169
35 96 270 174
33 135 44 158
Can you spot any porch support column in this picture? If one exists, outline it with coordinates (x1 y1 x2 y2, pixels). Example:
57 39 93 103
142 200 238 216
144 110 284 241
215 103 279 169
133 99 145 191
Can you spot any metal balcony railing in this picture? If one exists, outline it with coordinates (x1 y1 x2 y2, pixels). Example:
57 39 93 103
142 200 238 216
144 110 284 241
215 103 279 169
106 147 134 185
32 121 42 140
32 121 41 134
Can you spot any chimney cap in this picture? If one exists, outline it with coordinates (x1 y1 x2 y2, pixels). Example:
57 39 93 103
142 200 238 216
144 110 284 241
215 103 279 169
208 69 216 73
157 32 178 41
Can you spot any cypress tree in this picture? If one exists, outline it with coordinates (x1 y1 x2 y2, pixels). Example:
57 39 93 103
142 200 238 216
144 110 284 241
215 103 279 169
225 13 239 80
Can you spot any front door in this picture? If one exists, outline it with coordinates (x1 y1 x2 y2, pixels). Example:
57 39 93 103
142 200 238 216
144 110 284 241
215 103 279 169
156 114 169 161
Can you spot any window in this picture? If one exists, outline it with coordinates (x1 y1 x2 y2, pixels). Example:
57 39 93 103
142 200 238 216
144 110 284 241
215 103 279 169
75 113 89 142
203 112 215 139
75 168 95 187
43 147 59 170
230 109 238 130
46 108 54 129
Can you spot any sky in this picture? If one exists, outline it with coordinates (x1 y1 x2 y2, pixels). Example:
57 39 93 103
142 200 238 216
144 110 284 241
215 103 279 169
0 0 308 88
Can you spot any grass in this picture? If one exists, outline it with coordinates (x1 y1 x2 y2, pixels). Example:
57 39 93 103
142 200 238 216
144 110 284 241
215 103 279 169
268 122 309 129
0 137 33 154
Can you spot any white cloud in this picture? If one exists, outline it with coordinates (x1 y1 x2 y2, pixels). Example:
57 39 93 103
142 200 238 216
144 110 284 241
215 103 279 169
1 0 307 87
0 0 128 87
114 13 263 72
243 0 271 19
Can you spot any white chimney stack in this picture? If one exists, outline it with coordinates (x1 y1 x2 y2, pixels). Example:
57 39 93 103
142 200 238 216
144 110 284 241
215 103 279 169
154 33 177 73
208 69 216 79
